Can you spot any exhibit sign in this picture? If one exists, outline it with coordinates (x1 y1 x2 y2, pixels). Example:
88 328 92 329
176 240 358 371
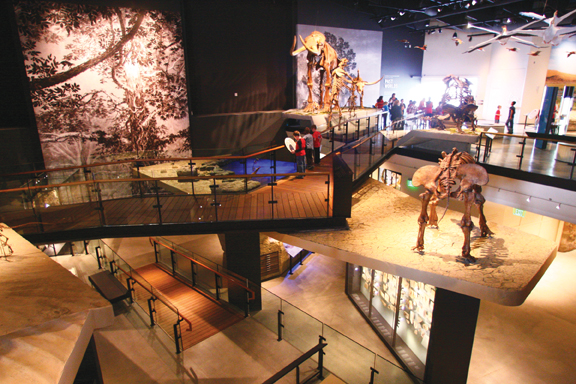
513 208 526 217
295 24 383 109
13 1 190 169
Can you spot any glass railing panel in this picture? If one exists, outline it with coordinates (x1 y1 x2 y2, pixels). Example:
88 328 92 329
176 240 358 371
195 263 217 295
282 300 323 353
156 246 173 271
173 251 193 284
0 192 39 234
373 354 422 384
153 298 180 344
322 324 376 384
251 288 281 336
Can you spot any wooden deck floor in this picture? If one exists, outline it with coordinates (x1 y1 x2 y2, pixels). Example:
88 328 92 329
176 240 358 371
127 264 244 351
1 168 333 233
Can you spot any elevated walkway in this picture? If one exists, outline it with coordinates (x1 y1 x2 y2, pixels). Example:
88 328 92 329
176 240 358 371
133 264 244 349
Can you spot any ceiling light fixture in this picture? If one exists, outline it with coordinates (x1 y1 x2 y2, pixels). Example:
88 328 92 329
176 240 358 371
453 32 458 39
465 3 471 9
391 16 396 20
556 203 561 209
526 196 531 202
471 0 477 5
399 11 405 16
506 18 511 23
469 35 473 42
467 22 472 28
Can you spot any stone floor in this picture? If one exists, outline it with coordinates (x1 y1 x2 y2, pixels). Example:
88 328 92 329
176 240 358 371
52 234 576 384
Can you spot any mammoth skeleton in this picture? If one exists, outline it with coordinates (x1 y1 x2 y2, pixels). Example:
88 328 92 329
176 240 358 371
411 148 493 264
291 31 340 113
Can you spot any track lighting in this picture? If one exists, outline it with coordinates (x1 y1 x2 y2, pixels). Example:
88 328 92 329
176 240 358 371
526 196 531 202
471 0 477 5
556 203 561 210
453 32 458 39
391 16 396 20
438 28 442 33
469 35 473 42
506 18 511 24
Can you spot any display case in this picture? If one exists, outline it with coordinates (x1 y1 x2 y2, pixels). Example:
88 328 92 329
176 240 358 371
349 264 436 379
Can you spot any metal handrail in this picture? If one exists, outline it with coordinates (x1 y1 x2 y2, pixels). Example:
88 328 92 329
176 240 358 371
0 145 286 178
150 237 256 301
97 249 193 332
115 264 193 331
262 340 328 384
0 171 331 195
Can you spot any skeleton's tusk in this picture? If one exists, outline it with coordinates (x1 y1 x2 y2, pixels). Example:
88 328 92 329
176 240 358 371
291 45 307 56
299 34 320 55
365 76 384 86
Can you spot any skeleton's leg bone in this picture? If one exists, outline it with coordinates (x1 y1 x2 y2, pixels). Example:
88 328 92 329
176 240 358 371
460 190 476 262
413 191 432 251
428 195 440 228
474 186 494 237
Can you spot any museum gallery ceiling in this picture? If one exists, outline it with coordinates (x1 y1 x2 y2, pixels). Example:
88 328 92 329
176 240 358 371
331 0 576 31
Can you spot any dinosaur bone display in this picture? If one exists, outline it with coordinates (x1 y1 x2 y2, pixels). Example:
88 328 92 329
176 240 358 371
411 148 493 264
291 31 340 113
437 75 478 132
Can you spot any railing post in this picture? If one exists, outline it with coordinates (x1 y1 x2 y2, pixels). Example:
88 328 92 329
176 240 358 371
91 174 106 226
215 274 221 300
83 167 93 202
245 278 250 317
243 159 248 192
331 126 335 153
191 261 197 286
325 175 330 217
476 132 483 162
289 254 294 275
174 317 183 354
147 297 157 327
135 162 144 198
188 161 196 196
296 366 300 384
277 309 284 341
369 367 379 384
345 122 349 143
153 241 159 264
517 136 527 170
268 177 277 220
170 249 176 276
354 148 358 179
95 246 102 269
210 178 220 221
271 151 277 183
571 148 576 180
126 277 135 304
109 260 117 276
152 180 163 224
318 335 326 380
367 116 371 134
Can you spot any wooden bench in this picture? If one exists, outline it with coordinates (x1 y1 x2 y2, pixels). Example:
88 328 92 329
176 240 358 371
88 270 130 304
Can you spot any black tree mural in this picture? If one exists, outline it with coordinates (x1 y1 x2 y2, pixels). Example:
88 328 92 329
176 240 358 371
14 1 189 168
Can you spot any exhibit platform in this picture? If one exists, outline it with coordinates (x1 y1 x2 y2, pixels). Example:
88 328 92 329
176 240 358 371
0 225 114 384
395 128 480 153
283 108 383 131
266 180 557 306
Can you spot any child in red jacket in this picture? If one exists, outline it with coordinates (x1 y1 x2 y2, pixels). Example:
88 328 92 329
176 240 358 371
311 125 322 165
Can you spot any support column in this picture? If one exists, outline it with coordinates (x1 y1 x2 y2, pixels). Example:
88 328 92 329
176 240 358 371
424 288 480 384
220 231 262 312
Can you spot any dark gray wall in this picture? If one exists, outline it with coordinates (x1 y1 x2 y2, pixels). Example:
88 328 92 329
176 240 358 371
297 0 425 102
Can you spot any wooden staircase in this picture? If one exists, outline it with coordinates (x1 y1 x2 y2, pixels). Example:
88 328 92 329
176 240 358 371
134 264 244 350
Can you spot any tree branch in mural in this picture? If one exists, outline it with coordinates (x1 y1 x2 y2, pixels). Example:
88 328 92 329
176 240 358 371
411 148 493 264
14 1 189 168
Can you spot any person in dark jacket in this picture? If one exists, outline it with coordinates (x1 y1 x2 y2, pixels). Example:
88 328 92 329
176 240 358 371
390 100 403 129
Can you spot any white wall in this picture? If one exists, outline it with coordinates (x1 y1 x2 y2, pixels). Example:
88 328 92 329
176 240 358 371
422 26 550 125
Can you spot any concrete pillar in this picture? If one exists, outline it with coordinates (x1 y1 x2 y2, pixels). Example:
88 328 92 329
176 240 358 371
424 288 480 384
220 231 262 312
